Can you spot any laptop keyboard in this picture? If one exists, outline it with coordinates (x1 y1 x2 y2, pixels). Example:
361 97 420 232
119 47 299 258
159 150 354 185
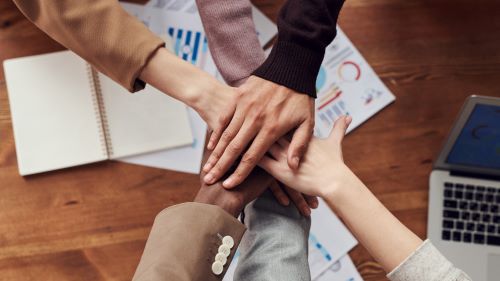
442 182 500 246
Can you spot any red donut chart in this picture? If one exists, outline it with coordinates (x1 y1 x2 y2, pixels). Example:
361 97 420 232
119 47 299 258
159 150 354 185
338 61 361 82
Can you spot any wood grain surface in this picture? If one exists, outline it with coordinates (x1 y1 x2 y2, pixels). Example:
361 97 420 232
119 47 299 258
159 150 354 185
1 0 500 280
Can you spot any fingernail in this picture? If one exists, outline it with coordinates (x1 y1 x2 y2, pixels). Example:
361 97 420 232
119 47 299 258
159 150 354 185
282 198 290 206
303 207 311 216
223 178 234 188
202 162 212 172
346 115 352 125
311 200 319 209
207 141 214 150
293 157 300 168
204 173 214 183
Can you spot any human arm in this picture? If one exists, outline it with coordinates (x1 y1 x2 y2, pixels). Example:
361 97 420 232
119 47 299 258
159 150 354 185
194 0 318 211
253 0 345 97
132 202 244 281
202 0 346 188
12 0 239 138
195 0 265 86
133 148 274 281
258 116 471 280
235 188 312 281
12 0 163 92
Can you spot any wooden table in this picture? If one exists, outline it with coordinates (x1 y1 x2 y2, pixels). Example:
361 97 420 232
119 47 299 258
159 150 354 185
1 0 499 280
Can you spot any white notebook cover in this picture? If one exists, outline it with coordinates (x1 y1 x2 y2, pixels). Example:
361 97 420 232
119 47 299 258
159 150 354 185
4 51 107 175
4 50 193 175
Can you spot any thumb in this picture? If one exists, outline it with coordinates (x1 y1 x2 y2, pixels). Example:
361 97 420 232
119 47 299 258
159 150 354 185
327 115 352 144
287 121 313 170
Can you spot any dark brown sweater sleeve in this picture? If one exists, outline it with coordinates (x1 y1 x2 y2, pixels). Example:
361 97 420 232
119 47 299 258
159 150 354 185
253 0 345 98
12 0 165 92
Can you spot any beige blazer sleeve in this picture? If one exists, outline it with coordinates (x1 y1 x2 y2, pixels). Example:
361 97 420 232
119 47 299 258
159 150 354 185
12 0 165 92
133 202 246 281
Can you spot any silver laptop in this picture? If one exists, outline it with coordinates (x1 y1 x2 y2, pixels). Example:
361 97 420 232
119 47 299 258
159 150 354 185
428 95 500 281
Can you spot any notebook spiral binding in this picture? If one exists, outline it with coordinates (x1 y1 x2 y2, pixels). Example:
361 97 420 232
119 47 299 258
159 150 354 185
86 64 113 158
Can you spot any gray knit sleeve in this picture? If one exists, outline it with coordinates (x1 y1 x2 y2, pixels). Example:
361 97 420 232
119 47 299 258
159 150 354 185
387 240 472 281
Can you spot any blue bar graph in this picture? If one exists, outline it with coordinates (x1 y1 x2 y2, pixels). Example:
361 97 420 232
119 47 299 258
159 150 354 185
167 27 208 68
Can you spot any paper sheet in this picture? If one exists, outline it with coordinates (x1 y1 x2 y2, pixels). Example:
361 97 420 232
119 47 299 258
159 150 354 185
309 199 358 279
120 109 206 174
222 198 358 281
313 27 396 138
315 254 364 281
146 0 198 13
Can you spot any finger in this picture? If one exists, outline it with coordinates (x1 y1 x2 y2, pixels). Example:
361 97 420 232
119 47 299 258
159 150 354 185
277 138 290 150
287 121 313 170
304 195 319 209
202 112 245 173
223 128 280 188
207 108 234 150
269 181 290 206
267 143 287 161
205 121 258 185
207 128 221 151
327 115 352 144
258 155 282 176
200 137 212 172
284 186 311 216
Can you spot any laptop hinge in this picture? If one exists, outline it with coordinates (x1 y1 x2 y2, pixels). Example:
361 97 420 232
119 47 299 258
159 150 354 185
450 170 500 182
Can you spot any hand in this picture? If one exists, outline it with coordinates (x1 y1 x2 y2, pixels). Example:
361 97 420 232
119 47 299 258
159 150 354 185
194 148 273 217
196 145 316 217
269 180 318 216
202 75 315 189
192 83 238 138
258 116 352 197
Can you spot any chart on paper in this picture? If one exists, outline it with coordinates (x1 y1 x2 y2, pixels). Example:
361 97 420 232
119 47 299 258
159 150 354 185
313 27 395 138
167 27 212 70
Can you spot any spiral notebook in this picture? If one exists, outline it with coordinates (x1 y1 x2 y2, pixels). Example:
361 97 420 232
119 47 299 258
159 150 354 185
4 51 193 176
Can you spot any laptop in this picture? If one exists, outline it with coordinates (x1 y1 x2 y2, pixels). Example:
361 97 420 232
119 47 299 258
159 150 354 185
428 95 500 281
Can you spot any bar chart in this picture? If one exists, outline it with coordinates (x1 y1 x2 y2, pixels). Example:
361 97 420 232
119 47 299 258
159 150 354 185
167 27 210 70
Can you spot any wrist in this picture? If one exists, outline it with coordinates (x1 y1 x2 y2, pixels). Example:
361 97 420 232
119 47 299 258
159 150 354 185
320 165 362 210
139 48 216 109
189 78 223 113
218 200 241 218
193 187 242 218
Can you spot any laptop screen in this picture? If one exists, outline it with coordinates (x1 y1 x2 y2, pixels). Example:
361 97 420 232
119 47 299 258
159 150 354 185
446 104 500 170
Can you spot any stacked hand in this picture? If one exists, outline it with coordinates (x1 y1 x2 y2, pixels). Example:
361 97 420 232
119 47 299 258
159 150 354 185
194 148 273 217
195 145 318 217
258 116 352 198
141 49 318 216
190 75 317 216
202 76 315 188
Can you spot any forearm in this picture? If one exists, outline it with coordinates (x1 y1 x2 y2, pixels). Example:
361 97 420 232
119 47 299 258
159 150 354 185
13 0 164 92
253 0 345 97
196 0 265 86
139 48 222 113
133 202 245 281
323 166 422 272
